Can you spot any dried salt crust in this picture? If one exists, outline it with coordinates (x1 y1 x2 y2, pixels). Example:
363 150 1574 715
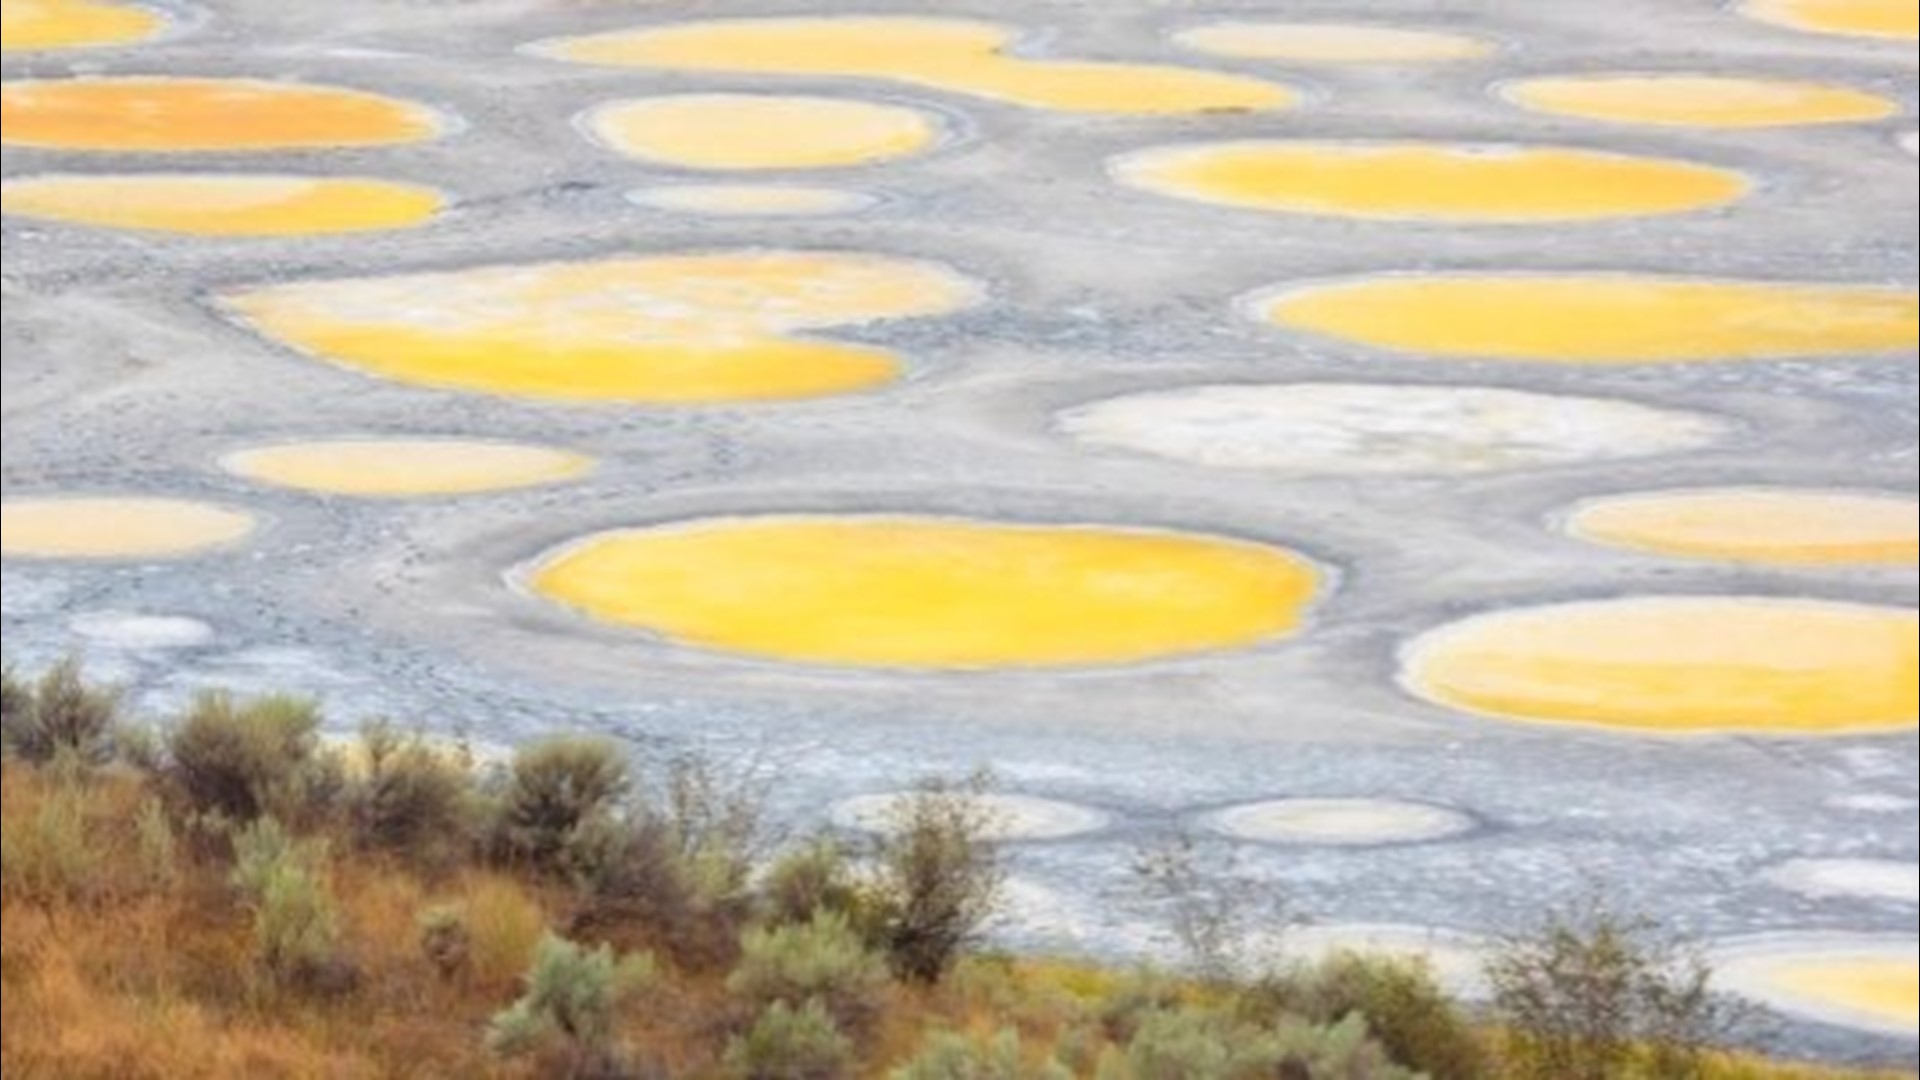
1763 859 1919 904
831 793 1109 841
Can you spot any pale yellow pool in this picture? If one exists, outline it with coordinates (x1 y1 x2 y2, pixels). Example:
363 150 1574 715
0 175 444 236
1402 597 1919 735
222 440 593 498
1566 489 1919 566
1260 275 1920 362
1502 75 1896 128
530 516 1323 668
1739 0 1918 40
585 94 938 170
538 16 1293 115
1 0 162 52
1 497 256 559
1174 22 1493 63
220 252 982 403
0 77 443 152
1111 142 1747 223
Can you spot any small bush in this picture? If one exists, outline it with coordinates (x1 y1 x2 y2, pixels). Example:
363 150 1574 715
1120 1007 1415 1080
168 692 331 823
1487 896 1749 1080
492 737 630 871
1271 950 1486 1080
348 721 476 870
133 796 181 894
892 1029 1071 1080
419 904 472 981
0 763 100 904
728 911 890 1039
868 772 1007 984
763 837 861 927
229 817 346 992
723 999 855 1080
487 933 656 1078
659 753 771 900
567 813 695 931
3 659 120 765
1 665 33 749
1132 833 1284 986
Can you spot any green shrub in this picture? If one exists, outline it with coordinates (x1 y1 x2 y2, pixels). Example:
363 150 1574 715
867 772 1006 984
491 737 630 871
723 999 855 1080
1487 896 1747 1080
0 763 100 904
1115 1006 1416 1080
133 796 181 894
3 659 120 765
763 836 861 927
891 1029 1071 1080
168 692 331 822
229 817 346 992
1 664 32 751
348 721 476 870
418 904 472 981
728 911 890 1038
1272 950 1486 1080
487 932 657 1076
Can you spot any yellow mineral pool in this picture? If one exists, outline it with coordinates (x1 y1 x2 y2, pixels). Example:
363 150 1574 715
222 440 594 498
585 94 939 170
1111 141 1747 223
1259 275 1920 362
1173 22 1493 63
1401 597 1920 736
0 496 256 559
1 0 163 52
220 251 982 403
1720 943 1920 1036
1565 488 1919 566
0 174 444 237
529 515 1324 668
1502 75 1896 128
0 77 444 152
1739 0 1919 40
537 16 1293 115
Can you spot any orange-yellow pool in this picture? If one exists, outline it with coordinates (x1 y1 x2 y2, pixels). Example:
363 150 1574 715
1111 142 1747 223
223 440 594 497
1401 597 1919 735
530 516 1324 668
220 251 981 404
539 17 1293 115
1 0 163 52
1739 0 1918 39
1260 275 1920 362
1502 75 1896 128
0 174 444 236
1566 489 1919 566
0 77 443 152
1 496 256 559
585 94 939 170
